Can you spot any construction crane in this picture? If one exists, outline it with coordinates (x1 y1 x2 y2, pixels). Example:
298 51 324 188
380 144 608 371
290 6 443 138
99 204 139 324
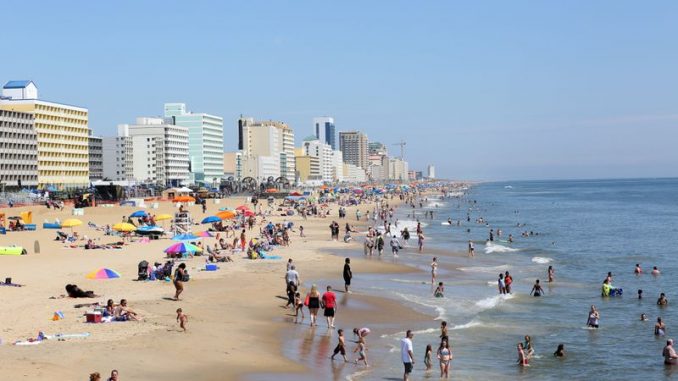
392 140 406 159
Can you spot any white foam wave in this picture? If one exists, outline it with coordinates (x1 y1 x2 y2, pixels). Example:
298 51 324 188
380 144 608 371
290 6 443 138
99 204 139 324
390 278 427 285
346 369 371 381
459 265 510 274
451 320 482 330
531 257 553 264
475 294 514 310
484 242 519 254
393 292 447 320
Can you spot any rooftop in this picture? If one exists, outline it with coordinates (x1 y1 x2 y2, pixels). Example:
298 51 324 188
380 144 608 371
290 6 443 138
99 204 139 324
3 80 34 89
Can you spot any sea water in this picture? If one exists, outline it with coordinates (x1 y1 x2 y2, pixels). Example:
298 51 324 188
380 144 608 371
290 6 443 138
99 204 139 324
268 178 678 381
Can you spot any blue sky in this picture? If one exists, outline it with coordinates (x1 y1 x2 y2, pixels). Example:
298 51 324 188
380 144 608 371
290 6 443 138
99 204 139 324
2 1 677 180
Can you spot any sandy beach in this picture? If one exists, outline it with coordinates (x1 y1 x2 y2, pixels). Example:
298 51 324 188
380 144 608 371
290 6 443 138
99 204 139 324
0 192 435 380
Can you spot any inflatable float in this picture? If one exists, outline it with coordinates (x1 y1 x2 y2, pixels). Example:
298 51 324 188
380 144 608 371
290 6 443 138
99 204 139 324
0 246 27 255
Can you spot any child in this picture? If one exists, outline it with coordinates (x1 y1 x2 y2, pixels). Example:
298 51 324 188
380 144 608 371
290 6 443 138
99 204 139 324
434 282 444 298
354 337 368 366
424 344 433 370
294 292 305 324
331 329 349 362
299 226 305 237
176 308 188 332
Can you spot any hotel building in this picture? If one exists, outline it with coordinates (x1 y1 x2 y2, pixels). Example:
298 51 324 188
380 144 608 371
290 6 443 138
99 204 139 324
0 109 38 188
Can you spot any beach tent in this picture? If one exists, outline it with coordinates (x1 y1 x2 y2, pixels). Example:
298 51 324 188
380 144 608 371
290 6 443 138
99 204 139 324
112 223 137 232
86 268 121 280
129 210 148 218
201 216 221 224
173 196 195 203
19 211 32 224
164 242 202 255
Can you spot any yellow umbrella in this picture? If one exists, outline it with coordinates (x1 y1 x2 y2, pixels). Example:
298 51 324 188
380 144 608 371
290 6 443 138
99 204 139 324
112 222 137 232
155 214 173 221
61 218 83 228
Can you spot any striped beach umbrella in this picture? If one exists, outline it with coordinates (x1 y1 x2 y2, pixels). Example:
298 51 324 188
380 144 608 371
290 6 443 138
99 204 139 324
164 242 202 255
86 268 121 280
172 233 200 241
196 231 214 238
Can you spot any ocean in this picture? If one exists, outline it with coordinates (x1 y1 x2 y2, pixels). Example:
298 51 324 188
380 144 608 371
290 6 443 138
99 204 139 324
264 178 678 380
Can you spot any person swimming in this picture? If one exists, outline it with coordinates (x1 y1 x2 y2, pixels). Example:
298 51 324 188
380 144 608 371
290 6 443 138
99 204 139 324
434 282 444 298
658 293 669 306
641 313 648 321
634 264 642 275
553 343 565 357
652 266 661 276
655 317 667 336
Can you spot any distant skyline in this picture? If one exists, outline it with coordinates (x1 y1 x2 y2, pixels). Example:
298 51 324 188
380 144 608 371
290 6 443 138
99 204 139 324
2 1 677 180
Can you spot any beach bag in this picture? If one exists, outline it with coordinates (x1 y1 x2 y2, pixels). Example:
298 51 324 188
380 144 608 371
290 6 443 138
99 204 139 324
304 295 310 306
182 271 190 282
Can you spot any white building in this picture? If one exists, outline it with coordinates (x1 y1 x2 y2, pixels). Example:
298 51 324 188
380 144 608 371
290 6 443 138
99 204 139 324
240 118 295 183
427 164 436 179
389 158 409 181
102 118 189 186
343 163 367 183
331 150 344 182
302 139 334 183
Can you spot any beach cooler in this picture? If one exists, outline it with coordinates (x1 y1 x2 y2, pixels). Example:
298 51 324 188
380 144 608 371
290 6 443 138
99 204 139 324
24 224 36 231
85 311 102 323
72 208 84 216
205 264 218 271
151 202 159 209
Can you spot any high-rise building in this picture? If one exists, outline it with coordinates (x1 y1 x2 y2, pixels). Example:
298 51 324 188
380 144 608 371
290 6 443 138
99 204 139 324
164 103 224 184
88 132 103 181
427 164 436 179
368 141 387 156
302 138 334 183
339 131 368 170
313 117 336 150
240 118 295 182
0 109 37 188
102 118 190 186
0 80 89 189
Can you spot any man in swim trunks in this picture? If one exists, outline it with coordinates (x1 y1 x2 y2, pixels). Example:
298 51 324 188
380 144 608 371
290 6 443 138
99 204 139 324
401 330 415 381
664 339 678 365
343 258 353 293
321 285 337 328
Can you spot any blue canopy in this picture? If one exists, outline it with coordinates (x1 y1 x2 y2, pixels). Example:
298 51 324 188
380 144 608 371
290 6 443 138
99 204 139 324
130 210 148 218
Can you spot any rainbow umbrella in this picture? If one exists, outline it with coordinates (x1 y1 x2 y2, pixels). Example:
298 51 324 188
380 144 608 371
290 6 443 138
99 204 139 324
172 233 200 241
164 242 202 255
86 268 121 280
196 231 214 238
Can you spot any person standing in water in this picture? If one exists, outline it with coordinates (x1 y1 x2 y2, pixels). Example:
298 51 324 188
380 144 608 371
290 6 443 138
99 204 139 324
343 258 352 293
517 343 529 366
504 271 513 294
635 264 642 275
434 282 444 298
548 266 555 282
468 240 475 257
498 273 506 295
656 317 667 336
431 257 438 285
437 339 452 378
658 293 669 306
530 279 544 297
331 329 349 362
401 330 415 381
417 232 425 253
321 285 337 328
664 339 678 365
523 335 535 358
553 344 565 357
587 305 600 328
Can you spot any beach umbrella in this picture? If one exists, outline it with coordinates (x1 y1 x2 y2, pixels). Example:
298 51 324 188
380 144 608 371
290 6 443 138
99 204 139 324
201 216 221 224
86 268 121 280
242 210 255 217
61 218 83 228
265 188 277 193
196 231 214 238
164 242 202 255
112 222 137 232
155 214 173 221
216 210 236 220
173 196 195 203
172 233 200 241
129 210 148 218
235 205 250 211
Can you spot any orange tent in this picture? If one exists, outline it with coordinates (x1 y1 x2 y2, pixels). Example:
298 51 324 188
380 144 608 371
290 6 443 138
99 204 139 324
173 196 195 202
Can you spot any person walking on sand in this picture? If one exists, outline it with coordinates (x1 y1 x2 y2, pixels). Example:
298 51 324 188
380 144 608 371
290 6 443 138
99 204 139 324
173 263 187 301
431 257 438 285
331 329 349 362
176 308 188 332
401 330 415 381
286 265 300 288
321 285 337 328
390 235 401 257
343 258 353 293
306 285 321 326
240 229 247 251
294 292 305 324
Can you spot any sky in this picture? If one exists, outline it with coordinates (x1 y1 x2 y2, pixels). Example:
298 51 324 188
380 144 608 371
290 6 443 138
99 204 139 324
2 1 677 181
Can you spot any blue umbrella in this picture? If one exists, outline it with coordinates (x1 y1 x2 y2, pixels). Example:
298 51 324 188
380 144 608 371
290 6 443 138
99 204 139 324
172 233 200 241
130 210 148 218
201 216 221 224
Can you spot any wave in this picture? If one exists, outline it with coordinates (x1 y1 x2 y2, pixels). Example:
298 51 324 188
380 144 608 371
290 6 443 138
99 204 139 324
393 292 447 320
531 257 553 264
390 278 428 285
484 242 519 254
459 265 510 274
346 369 371 381
451 320 483 330
475 294 514 311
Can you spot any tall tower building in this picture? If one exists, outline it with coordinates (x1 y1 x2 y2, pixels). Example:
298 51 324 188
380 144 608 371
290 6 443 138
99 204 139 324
339 131 368 170
164 103 224 185
313 117 336 150
240 118 295 183
0 80 89 189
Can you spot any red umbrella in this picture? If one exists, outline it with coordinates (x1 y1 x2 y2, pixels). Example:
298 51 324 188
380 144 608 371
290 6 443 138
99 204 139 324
243 210 255 217
236 205 250 211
